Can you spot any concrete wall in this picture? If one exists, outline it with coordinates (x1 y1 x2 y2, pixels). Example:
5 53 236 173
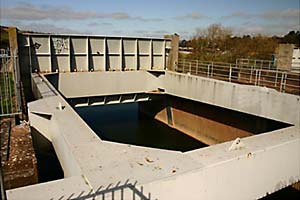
164 71 300 127
49 70 299 130
54 71 164 98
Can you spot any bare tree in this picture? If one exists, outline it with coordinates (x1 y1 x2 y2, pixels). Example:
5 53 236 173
187 23 279 62
199 24 232 42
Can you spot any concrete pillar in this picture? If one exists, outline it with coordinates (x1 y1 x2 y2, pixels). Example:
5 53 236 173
7 27 18 56
164 34 179 71
276 44 294 71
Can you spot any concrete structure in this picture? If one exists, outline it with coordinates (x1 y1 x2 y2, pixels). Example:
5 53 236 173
292 48 300 72
6 71 300 200
19 33 174 73
276 44 295 71
5 31 300 199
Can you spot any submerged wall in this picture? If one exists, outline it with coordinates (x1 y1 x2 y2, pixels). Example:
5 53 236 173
139 95 289 145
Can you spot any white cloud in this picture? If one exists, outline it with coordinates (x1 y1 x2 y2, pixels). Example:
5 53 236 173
88 22 113 27
223 12 253 19
223 8 300 21
222 8 300 35
0 2 162 22
261 8 300 20
13 22 90 34
176 12 205 20
233 21 299 36
234 25 265 35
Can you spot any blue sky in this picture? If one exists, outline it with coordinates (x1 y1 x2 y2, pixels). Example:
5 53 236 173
1 0 299 39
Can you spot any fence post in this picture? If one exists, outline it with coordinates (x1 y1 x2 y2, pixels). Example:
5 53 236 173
258 70 261 86
283 72 287 93
279 72 284 92
229 64 232 82
207 64 210 77
189 62 192 73
255 70 258 86
196 60 198 74
211 62 214 76
275 70 278 87
249 65 253 83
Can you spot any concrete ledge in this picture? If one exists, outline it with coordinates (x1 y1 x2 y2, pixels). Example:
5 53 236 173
140 126 300 200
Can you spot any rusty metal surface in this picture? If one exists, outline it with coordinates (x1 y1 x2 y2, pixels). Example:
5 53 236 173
139 96 289 145
170 108 253 145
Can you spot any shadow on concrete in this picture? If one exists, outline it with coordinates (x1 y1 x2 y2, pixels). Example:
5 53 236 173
70 40 77 72
50 39 59 72
105 39 110 71
88 41 94 72
29 38 39 73
31 127 64 183
166 95 291 134
44 73 59 90
57 179 152 200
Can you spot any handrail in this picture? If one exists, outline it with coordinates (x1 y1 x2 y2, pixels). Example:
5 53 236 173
176 59 300 95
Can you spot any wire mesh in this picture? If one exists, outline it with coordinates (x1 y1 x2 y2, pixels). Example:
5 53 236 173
0 51 22 117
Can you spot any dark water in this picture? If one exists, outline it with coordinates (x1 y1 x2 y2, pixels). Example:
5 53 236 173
75 103 206 152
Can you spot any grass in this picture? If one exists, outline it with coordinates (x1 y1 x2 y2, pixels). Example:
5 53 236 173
0 72 16 115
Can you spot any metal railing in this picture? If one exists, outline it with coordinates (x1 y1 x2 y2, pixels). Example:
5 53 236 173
291 62 300 73
175 59 300 95
236 58 276 70
0 52 22 117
